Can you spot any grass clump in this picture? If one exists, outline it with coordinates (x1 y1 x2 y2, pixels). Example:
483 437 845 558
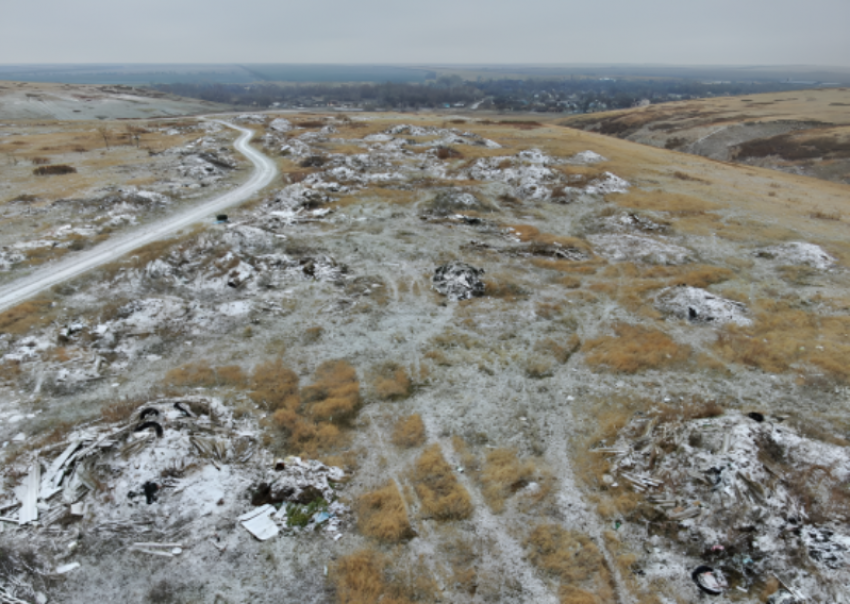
333 549 437 604
412 444 473 520
252 357 300 410
0 300 55 336
357 481 413 542
582 323 690 373
480 448 535 513
372 363 412 401
33 164 76 175
525 524 614 600
267 358 361 457
164 361 246 388
392 414 426 448
302 359 361 423
714 303 850 381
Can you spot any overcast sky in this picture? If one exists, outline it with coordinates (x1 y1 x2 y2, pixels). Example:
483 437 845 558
3 0 849 66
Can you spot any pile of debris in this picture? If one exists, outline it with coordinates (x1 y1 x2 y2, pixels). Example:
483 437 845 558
755 241 836 270
0 397 350 586
588 233 691 265
594 409 850 601
654 286 751 325
433 262 485 301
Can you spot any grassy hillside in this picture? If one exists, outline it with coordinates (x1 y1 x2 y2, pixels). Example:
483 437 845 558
562 87 850 184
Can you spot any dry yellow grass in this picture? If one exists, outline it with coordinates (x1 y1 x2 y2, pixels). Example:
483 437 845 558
164 361 246 388
252 357 300 411
525 524 614 601
392 414 426 448
714 302 850 381
412 444 473 520
372 363 412 400
332 548 437 604
582 323 690 373
357 481 413 542
0 299 55 335
613 188 721 214
302 359 361 423
480 448 535 513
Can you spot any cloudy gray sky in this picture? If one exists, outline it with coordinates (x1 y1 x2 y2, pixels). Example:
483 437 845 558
3 0 849 65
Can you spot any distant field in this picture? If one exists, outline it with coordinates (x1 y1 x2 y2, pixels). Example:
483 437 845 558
562 87 850 184
0 63 435 85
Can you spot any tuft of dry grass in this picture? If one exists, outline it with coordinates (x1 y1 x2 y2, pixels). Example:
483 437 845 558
372 363 412 401
0 300 55 336
332 548 436 604
302 359 361 423
535 335 581 364
33 164 77 176
525 524 614 599
714 303 850 381
357 481 413 542
582 323 690 373
560 586 602 604
480 448 535 513
164 361 246 388
101 398 142 424
412 444 473 520
253 357 300 411
392 414 426 448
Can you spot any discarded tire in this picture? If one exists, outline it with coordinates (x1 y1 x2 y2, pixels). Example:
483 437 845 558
691 566 727 596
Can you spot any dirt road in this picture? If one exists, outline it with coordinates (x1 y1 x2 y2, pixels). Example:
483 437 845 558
0 120 277 314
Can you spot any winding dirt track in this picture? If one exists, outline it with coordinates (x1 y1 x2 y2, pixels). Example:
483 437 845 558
0 121 277 314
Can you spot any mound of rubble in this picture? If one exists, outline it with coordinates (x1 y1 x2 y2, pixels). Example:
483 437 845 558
0 397 350 599
588 234 691 265
596 409 850 601
755 242 836 270
433 262 485 301
655 286 751 325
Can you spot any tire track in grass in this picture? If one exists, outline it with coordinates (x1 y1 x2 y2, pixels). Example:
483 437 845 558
437 435 559 604
541 393 636 604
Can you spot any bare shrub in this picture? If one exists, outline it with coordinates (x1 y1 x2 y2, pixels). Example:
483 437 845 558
413 444 473 520
357 481 413 542
30 156 50 165
33 164 76 175
392 414 426 448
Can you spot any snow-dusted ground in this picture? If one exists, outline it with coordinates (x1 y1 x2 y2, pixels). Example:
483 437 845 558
1 114 848 604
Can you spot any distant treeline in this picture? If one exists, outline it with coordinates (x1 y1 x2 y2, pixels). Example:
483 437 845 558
152 77 811 113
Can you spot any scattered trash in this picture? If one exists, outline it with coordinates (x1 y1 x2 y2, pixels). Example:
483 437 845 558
432 262 485 301
239 505 279 541
691 566 727 595
55 562 80 575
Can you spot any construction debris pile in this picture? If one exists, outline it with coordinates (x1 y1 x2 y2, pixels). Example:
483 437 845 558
595 410 850 602
0 397 349 599
432 262 485 301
